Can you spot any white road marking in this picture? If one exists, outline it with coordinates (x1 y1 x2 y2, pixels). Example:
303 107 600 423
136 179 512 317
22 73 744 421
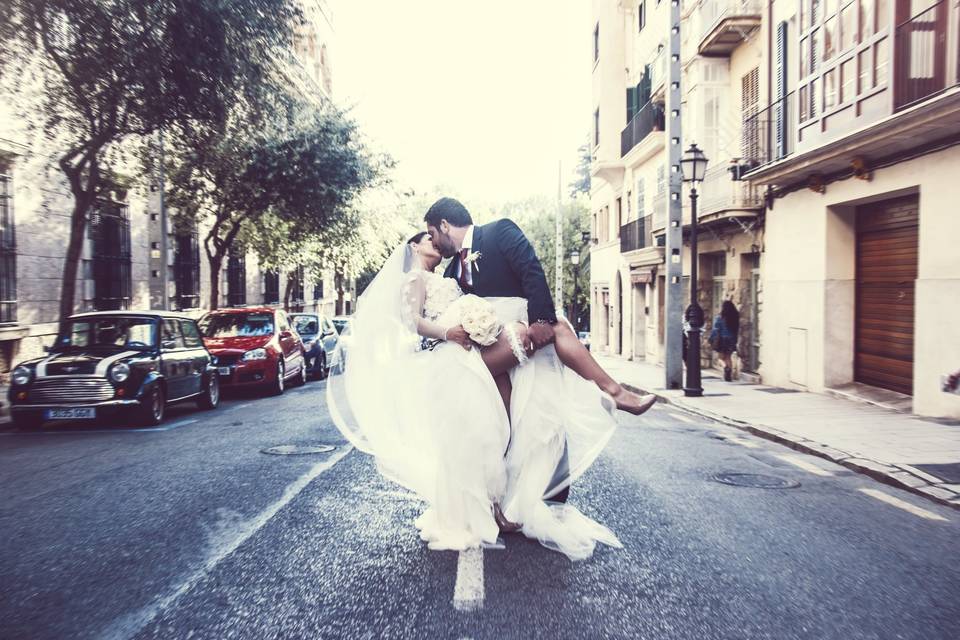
730 438 760 449
859 488 949 522
776 454 834 476
669 412 697 424
453 548 485 612
97 446 354 640
0 418 199 436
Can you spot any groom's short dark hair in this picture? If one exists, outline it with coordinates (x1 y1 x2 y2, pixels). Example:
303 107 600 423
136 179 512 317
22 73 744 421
424 197 473 228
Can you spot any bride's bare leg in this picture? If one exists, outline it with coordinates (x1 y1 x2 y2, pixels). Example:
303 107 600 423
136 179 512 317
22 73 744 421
480 322 531 377
552 322 657 416
494 372 512 420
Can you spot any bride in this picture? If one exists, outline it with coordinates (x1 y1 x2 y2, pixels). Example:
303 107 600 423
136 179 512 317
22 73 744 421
327 231 638 560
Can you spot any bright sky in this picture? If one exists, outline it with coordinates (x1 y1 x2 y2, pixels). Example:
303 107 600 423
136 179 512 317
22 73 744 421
332 0 592 205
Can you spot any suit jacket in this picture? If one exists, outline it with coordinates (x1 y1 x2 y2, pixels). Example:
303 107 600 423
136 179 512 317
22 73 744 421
443 219 557 324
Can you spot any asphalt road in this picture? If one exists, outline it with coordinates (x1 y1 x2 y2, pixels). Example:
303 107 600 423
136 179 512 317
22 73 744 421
1 379 958 640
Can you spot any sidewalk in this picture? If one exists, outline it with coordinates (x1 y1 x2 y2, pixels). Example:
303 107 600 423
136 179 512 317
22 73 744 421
596 354 960 510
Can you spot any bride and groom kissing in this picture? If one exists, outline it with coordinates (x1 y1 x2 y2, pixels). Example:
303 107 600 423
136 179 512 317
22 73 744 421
327 197 656 560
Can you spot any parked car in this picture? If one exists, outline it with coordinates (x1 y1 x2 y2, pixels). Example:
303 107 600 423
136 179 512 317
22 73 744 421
199 307 307 395
332 315 352 335
8 311 220 429
578 331 591 351
290 313 339 379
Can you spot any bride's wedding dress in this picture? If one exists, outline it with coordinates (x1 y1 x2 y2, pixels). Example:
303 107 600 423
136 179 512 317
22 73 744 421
327 246 621 560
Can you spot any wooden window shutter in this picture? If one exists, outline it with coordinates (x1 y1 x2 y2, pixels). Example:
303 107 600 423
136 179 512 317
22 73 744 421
775 21 788 159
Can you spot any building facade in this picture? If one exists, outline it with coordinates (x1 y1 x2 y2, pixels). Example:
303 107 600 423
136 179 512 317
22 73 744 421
741 0 960 418
591 0 960 419
589 0 766 378
0 0 352 388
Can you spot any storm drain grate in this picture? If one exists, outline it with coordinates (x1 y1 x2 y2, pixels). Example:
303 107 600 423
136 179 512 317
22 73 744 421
712 472 800 489
262 444 336 456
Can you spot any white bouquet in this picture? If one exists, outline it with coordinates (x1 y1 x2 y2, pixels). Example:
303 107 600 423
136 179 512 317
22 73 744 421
455 294 502 346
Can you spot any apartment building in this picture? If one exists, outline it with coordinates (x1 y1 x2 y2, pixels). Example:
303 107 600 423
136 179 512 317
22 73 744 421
0 0 351 385
741 0 960 418
589 0 766 376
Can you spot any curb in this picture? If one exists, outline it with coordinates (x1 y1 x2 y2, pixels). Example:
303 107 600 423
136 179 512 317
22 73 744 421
625 383 960 513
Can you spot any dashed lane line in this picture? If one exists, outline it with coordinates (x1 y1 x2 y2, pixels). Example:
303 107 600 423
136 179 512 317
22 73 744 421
97 445 354 640
453 547 485 612
776 454 834 476
859 488 949 522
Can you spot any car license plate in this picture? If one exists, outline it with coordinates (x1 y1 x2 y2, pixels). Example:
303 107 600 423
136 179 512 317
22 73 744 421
218 367 231 376
45 408 96 420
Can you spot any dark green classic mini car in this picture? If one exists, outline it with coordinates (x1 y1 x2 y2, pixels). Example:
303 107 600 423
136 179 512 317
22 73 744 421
8 311 220 429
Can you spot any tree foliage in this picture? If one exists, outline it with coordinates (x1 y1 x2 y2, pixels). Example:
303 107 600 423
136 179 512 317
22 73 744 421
168 104 391 309
568 139 592 199
0 0 304 330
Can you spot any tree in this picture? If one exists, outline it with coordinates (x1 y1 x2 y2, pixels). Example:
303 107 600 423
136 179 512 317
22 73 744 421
0 0 303 332
568 138 593 199
168 105 390 309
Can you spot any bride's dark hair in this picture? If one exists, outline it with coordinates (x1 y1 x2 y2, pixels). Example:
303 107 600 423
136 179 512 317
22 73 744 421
408 231 429 245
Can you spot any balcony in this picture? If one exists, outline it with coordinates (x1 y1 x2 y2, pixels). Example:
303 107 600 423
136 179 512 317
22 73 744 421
620 217 647 253
648 46 667 102
895 1 954 111
698 0 761 57
697 165 764 221
739 91 797 175
621 100 665 158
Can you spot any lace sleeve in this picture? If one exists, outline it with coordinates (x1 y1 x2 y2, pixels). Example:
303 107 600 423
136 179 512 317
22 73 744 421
401 272 447 341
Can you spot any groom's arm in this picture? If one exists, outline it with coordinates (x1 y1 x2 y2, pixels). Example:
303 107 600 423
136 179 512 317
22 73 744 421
496 219 557 325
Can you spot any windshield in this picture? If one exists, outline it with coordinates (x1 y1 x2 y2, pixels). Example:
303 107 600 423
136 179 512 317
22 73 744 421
56 317 157 351
332 319 349 333
291 315 319 336
200 313 274 338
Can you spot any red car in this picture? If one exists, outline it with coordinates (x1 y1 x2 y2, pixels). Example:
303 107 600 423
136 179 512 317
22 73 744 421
199 307 307 395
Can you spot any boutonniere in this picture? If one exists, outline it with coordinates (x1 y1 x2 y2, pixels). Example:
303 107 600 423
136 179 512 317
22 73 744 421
464 251 482 271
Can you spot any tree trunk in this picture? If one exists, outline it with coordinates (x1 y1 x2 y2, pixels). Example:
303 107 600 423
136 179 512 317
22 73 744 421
57 196 94 336
283 274 293 311
208 252 224 311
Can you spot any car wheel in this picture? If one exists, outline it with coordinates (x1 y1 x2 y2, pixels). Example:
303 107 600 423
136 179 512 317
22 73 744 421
271 359 285 396
318 353 328 380
137 384 166 426
12 413 42 430
197 373 220 410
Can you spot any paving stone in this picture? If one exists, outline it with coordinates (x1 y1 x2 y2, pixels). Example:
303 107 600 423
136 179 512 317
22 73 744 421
887 471 929 489
896 464 947 484
914 485 959 502
843 458 899 475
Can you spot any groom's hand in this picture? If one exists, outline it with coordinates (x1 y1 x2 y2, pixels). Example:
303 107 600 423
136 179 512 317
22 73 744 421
527 322 555 350
446 325 473 351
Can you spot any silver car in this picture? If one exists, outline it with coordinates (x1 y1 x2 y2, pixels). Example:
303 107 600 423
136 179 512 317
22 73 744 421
290 313 339 379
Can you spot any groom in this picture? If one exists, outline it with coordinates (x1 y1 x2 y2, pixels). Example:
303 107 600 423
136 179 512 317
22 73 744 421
424 196 571 503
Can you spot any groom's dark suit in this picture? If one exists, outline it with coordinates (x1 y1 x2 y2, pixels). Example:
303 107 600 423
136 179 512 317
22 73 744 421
443 218 570 504
441 219 557 325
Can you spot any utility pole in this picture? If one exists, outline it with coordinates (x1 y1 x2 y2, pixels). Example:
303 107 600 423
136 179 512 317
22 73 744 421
555 160 563 312
158 129 170 311
664 0 684 389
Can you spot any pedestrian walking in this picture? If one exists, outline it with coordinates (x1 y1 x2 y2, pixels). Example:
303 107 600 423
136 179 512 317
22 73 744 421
710 300 739 382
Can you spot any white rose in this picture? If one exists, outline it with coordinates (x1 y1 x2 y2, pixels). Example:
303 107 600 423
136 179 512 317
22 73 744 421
459 295 501 346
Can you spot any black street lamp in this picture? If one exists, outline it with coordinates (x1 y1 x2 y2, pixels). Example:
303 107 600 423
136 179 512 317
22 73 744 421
679 142 709 398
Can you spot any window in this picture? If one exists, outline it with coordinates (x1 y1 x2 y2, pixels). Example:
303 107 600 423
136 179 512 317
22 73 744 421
860 0 875 40
180 320 203 348
840 2 856 50
874 38 888 84
593 108 600 147
264 270 280 304
824 68 838 108
200 312 274 338
593 23 599 62
90 198 132 311
174 225 200 310
741 67 760 158
638 1 646 31
227 248 246 306
161 319 185 350
858 48 873 91
615 198 622 237
840 58 855 102
313 279 324 301
0 168 15 324
636 178 645 217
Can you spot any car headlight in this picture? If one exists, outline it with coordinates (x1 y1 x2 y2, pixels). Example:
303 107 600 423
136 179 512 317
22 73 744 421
110 362 131 383
12 365 31 386
242 348 268 361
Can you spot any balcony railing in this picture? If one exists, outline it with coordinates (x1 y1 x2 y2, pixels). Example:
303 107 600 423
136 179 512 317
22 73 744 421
620 217 648 253
699 165 764 216
699 0 762 56
895 1 951 111
621 100 665 157
740 91 796 174
648 46 666 97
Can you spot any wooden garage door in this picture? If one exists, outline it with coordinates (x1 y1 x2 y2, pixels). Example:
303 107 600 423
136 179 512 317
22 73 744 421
855 196 918 395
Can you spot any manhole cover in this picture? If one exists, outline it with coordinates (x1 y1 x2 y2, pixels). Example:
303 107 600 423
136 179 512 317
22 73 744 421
712 472 800 489
262 444 336 456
